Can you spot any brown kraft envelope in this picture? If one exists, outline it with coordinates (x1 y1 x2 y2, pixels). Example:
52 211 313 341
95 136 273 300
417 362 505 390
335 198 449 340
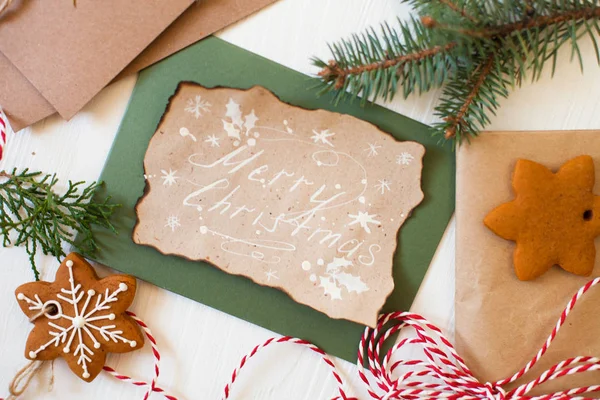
0 0 195 120
456 130 600 392
0 0 277 132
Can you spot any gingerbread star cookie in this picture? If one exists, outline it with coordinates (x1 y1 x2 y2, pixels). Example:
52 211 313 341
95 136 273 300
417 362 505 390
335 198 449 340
485 155 600 281
15 253 144 382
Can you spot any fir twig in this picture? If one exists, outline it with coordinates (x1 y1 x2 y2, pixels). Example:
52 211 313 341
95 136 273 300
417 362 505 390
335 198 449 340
313 0 600 144
0 169 119 280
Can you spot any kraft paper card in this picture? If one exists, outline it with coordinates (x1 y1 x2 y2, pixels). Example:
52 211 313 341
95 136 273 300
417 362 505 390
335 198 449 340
133 84 425 326
0 0 277 131
456 131 600 391
0 0 194 120
84 37 455 362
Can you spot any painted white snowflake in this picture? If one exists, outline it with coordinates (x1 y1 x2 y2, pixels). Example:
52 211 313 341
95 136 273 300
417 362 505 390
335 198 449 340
396 152 414 166
265 269 279 282
205 134 221 147
165 215 181 232
185 96 212 119
374 179 391 194
318 257 368 300
16 260 139 380
310 129 335 147
347 211 381 234
161 169 179 186
364 143 381 157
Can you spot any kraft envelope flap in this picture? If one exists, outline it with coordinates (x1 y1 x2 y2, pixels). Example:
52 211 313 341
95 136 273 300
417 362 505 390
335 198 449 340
84 36 455 362
0 0 278 132
0 0 193 120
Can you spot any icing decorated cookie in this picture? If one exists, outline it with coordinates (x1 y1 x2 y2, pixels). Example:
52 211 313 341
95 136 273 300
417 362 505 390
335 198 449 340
485 155 600 280
14 253 144 382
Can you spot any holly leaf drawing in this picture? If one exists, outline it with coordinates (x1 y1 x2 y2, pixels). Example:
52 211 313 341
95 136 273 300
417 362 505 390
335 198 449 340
244 110 258 134
335 272 369 294
319 276 342 300
326 257 353 273
223 120 241 140
225 98 243 128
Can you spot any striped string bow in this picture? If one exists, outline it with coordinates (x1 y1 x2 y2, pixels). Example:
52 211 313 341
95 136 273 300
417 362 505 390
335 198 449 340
106 277 600 400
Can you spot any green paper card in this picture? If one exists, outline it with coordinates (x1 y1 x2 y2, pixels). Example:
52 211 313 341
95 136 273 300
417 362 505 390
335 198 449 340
88 36 454 362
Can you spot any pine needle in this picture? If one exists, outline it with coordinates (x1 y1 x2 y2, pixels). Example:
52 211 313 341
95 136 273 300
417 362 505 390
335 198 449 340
0 169 119 280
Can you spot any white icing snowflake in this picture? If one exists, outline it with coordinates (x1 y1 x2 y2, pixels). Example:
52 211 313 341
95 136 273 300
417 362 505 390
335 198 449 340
374 179 391 194
364 143 381 157
396 152 414 166
165 215 181 232
310 129 335 147
185 96 212 119
205 134 221 147
161 169 179 186
16 261 137 379
347 211 381 234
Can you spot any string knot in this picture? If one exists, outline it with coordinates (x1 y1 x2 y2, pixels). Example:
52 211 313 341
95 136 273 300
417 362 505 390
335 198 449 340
484 382 506 400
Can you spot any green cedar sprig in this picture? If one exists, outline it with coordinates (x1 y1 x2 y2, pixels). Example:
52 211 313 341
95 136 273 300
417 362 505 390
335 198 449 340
312 0 600 144
0 169 119 280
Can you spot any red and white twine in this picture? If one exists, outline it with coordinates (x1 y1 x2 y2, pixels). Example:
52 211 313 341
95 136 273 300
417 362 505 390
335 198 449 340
0 109 10 161
103 277 600 400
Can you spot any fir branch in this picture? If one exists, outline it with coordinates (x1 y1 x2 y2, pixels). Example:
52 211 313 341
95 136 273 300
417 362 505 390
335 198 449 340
313 0 600 143
0 169 119 280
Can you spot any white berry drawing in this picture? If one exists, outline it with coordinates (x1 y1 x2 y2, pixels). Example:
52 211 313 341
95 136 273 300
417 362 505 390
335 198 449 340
185 96 212 119
16 261 137 379
396 152 414 166
223 98 259 140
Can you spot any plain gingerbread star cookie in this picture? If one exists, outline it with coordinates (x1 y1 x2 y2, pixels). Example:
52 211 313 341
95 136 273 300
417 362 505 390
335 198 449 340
15 253 144 382
484 155 600 281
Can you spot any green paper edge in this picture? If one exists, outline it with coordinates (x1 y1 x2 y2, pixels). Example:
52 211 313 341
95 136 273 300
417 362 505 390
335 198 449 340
87 36 455 362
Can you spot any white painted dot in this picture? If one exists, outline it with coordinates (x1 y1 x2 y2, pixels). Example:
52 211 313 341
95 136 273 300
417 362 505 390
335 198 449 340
256 230 261 235
200 226 208 234
335 184 341 189
66 260 73 267
262 185 266 188
359 196 366 204
317 161 322 166
108 313 116 321
72 316 86 328
401 213 405 218
94 343 101 349
390 218 394 222
320 216 326 221
119 283 128 291
179 127 190 136
29 351 37 359
361 179 367 185
309 274 317 282
130 341 137 348
302 261 311 271
82 372 90 379
260 179 265 184
233 140 240 147
247 138 256 146
283 120 288 125
197 206 203 212
17 293 24 300
63 347 70 354
87 289 95 296
317 259 324 266
254 132 260 138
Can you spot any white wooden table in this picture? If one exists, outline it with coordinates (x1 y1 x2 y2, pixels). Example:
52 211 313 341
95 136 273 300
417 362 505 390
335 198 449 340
1 1 599 398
